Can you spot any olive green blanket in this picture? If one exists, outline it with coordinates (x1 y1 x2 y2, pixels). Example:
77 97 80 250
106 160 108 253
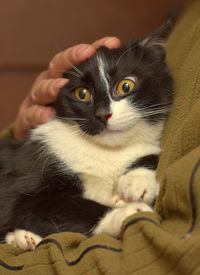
1 1 200 274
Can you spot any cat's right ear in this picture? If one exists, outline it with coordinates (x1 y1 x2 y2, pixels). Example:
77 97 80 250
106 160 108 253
139 21 173 47
136 21 174 59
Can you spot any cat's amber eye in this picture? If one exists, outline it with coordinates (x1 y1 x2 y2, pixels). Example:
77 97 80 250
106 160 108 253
117 78 136 96
74 88 91 102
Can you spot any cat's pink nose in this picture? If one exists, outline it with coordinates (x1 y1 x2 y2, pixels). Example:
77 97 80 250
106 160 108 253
95 109 112 124
107 113 112 119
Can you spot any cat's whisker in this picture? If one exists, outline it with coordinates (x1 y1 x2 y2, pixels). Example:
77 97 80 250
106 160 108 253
64 70 80 78
80 127 90 139
48 68 66 74
28 153 43 174
70 125 85 137
55 116 86 121
28 147 47 175
41 155 50 181
137 101 172 110
70 124 82 130
140 108 170 117
70 123 90 141
143 110 169 115
116 45 137 66
48 218 60 233
66 58 83 77
139 105 170 111
36 183 50 194
80 130 88 141
140 106 170 112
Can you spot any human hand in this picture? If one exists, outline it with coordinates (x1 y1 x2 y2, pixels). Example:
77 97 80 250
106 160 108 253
13 37 121 140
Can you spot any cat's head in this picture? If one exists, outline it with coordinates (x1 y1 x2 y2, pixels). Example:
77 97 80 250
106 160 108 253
54 24 173 147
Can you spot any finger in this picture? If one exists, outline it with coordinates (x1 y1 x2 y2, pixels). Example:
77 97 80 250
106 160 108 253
47 37 121 78
31 71 48 88
48 44 96 78
30 78 68 105
26 105 55 127
92 36 121 49
14 106 55 140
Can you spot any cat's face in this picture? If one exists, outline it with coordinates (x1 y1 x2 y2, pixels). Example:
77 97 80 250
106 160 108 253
54 29 173 146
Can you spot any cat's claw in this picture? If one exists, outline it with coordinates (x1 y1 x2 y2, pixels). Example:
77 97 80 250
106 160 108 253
94 202 152 237
118 168 159 205
5 229 42 251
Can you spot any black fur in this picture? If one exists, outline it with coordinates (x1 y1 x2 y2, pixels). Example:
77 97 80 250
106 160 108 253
125 155 159 174
0 24 173 241
56 23 173 136
57 47 173 134
0 139 109 240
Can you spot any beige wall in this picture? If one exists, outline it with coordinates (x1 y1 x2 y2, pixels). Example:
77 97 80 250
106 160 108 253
0 0 187 130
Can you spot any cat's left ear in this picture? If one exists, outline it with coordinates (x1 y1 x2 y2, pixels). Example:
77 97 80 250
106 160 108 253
137 20 173 58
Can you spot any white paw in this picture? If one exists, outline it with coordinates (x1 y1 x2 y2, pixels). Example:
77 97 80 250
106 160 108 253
118 168 159 205
93 202 152 237
5 229 42 251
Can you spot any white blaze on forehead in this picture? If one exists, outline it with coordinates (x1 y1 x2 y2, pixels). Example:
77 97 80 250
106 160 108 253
96 54 110 95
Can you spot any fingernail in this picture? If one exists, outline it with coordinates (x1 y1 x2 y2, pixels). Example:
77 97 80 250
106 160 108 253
41 109 56 123
31 90 37 102
48 109 56 121
104 37 120 48
75 44 90 57
51 79 68 97
54 79 68 89
104 38 115 45
49 61 54 70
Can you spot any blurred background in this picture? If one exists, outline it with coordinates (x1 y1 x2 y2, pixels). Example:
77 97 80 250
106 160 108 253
0 0 187 131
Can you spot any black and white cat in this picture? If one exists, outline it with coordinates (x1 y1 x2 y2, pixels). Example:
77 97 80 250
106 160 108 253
0 24 173 250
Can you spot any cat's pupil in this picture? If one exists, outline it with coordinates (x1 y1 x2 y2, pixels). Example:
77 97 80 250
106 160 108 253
79 89 87 100
122 82 131 93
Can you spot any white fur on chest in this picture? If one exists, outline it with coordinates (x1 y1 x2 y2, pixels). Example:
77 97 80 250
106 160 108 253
31 119 161 205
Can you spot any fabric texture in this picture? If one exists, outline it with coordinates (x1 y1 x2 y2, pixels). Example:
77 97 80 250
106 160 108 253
1 1 200 274
0 124 13 141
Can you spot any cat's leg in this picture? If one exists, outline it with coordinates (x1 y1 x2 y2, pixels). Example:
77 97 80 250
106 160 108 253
93 202 152 237
117 168 159 205
5 229 42 250
82 176 115 206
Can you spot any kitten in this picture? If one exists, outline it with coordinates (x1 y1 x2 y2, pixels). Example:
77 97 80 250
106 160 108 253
0 24 173 250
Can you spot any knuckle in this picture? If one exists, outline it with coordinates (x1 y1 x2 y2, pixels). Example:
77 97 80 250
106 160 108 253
33 106 44 124
32 79 53 104
40 79 51 94
26 105 40 125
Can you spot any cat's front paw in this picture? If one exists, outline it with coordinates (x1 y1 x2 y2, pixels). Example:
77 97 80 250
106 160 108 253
109 194 127 208
5 229 42 251
93 202 152 237
118 168 159 205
